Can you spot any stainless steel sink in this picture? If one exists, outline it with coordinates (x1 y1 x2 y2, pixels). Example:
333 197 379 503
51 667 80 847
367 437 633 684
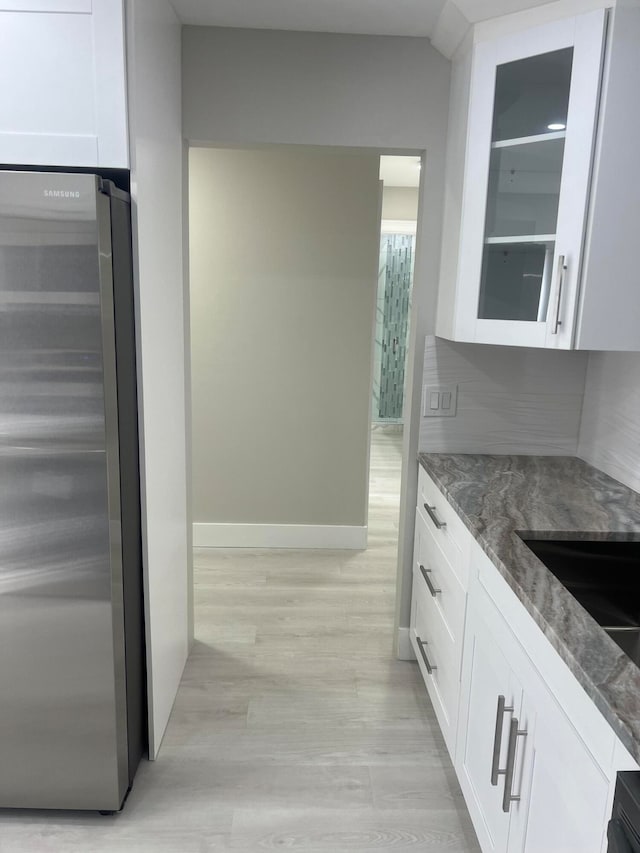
519 537 640 665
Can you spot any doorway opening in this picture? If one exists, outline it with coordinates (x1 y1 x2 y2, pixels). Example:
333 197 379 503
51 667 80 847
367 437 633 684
368 155 421 556
184 145 427 694
372 156 420 428
187 145 424 556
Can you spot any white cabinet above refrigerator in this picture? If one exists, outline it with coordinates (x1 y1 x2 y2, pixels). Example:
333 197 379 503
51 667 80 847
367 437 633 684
0 1 128 169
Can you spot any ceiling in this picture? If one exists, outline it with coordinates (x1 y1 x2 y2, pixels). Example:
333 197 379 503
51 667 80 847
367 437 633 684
172 0 447 37
380 156 421 188
171 0 556 48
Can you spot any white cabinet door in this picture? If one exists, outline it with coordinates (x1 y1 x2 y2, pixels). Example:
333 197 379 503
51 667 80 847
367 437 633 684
455 10 606 349
459 576 612 853
457 596 523 853
0 1 128 168
509 675 610 853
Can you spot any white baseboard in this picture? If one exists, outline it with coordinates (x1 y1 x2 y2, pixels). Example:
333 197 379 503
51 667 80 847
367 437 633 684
396 627 416 661
193 523 367 550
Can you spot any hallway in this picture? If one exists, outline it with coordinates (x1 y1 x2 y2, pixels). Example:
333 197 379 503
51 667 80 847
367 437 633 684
157 426 478 849
0 429 478 851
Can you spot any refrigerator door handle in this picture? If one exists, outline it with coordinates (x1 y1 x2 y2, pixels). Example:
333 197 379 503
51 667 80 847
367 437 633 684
96 190 129 800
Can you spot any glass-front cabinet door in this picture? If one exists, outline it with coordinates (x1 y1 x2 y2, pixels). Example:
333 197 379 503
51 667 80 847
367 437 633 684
456 10 607 349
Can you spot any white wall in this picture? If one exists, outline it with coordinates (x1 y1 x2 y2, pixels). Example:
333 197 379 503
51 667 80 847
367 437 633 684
420 337 588 454
127 0 190 758
181 26 451 639
578 353 640 493
381 187 419 221
189 146 381 547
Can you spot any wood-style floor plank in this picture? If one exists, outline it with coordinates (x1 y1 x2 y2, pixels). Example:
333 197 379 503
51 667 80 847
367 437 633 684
229 807 479 852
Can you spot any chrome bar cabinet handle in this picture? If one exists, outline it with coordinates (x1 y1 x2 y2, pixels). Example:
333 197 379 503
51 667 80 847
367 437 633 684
551 254 567 335
416 636 437 675
424 503 446 530
502 716 527 813
490 695 514 785
419 564 441 597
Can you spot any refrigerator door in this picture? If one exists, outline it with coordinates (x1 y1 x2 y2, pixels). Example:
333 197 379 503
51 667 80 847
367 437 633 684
0 172 128 809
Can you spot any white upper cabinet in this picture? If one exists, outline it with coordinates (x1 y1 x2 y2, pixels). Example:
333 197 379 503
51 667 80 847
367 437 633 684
458 11 605 350
437 4 640 351
0 1 128 168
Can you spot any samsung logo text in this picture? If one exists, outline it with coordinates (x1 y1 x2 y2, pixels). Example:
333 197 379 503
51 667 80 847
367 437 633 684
43 190 80 199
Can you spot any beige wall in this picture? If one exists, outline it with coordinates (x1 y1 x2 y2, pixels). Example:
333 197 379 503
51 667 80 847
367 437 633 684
183 27 450 150
381 187 419 221
189 147 381 528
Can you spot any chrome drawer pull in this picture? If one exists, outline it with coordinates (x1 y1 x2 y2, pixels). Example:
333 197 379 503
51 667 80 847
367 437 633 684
419 564 441 597
502 716 527 813
490 694 513 785
416 636 437 675
424 503 446 530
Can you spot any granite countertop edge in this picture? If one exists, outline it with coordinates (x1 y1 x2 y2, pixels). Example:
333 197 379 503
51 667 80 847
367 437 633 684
418 451 640 765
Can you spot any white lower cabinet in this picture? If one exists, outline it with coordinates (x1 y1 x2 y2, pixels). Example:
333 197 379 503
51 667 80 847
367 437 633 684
410 466 639 853
410 563 460 758
410 505 468 760
457 574 612 853
456 594 523 853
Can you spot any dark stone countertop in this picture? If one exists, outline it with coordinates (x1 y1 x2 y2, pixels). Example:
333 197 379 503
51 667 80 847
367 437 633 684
418 452 640 764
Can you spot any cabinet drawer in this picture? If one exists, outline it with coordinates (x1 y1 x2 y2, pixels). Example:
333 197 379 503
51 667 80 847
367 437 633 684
413 559 464 690
415 508 467 648
411 566 460 757
417 465 470 586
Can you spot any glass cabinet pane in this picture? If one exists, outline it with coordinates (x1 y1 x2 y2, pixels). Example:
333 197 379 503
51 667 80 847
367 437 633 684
485 138 565 239
492 48 573 141
478 47 573 324
479 242 554 321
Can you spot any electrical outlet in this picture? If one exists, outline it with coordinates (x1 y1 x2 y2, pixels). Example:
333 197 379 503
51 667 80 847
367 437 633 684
423 384 458 417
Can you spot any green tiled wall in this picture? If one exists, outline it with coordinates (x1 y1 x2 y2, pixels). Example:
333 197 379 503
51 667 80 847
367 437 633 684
373 233 414 422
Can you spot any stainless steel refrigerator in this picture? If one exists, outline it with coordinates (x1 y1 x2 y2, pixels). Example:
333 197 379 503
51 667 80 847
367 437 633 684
0 171 146 811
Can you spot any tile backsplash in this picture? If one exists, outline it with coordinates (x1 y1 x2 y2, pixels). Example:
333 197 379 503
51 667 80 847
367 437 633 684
419 336 588 456
578 352 640 494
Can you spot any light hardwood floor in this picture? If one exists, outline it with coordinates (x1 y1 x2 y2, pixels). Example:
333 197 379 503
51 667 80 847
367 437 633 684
0 428 480 852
